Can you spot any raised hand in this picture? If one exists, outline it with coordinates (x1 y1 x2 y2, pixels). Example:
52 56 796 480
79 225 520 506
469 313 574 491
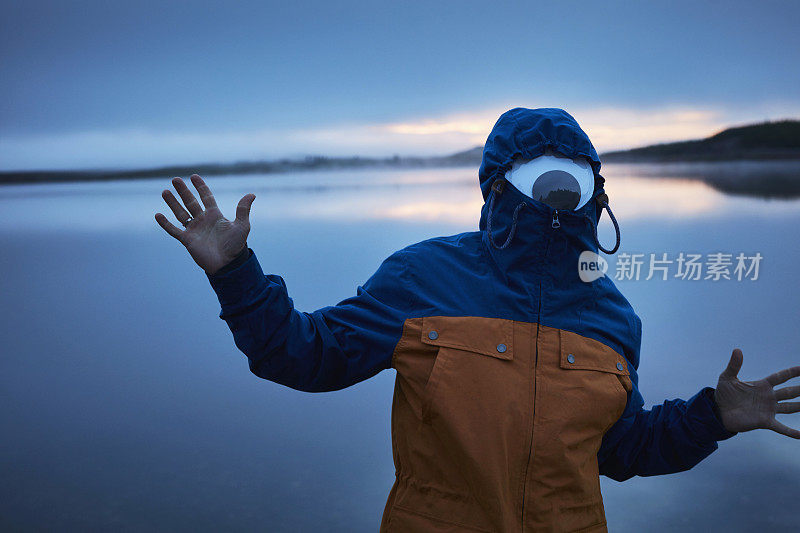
715 348 800 438
155 174 256 275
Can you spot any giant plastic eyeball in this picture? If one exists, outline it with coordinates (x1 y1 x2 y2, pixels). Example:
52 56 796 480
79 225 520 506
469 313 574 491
504 148 595 210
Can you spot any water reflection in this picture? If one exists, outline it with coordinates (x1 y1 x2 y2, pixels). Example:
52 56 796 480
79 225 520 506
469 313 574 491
609 160 800 199
2 163 800 233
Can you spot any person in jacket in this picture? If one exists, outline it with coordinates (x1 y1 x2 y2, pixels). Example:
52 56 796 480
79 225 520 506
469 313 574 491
155 107 800 532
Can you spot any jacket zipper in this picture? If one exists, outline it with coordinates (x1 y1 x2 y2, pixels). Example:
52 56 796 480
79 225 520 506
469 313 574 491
520 228 552 529
519 322 539 530
551 209 560 228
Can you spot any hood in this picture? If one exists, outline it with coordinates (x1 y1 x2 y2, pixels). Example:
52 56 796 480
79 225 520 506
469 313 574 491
478 107 604 201
477 107 620 257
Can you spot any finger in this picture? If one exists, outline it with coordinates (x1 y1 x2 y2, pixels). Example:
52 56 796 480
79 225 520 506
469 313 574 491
720 348 744 380
162 189 192 223
235 193 256 226
769 419 800 439
172 177 203 217
190 174 218 210
776 401 800 414
774 385 800 401
766 365 800 387
155 213 184 242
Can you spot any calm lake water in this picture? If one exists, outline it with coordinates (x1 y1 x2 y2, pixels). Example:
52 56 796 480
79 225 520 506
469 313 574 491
1 163 799 531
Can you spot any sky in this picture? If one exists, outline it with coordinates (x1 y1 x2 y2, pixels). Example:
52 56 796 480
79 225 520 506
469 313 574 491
1 0 799 170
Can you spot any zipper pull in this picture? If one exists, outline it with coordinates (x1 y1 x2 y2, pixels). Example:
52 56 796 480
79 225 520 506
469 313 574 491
551 209 561 229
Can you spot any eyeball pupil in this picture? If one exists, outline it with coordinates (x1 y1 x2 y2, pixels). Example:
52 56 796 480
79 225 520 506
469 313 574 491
531 170 581 210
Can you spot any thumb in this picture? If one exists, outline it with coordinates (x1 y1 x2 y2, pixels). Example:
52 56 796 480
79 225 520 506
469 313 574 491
720 348 744 381
235 193 256 225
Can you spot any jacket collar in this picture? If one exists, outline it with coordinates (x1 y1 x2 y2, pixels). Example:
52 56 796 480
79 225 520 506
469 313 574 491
478 178 603 275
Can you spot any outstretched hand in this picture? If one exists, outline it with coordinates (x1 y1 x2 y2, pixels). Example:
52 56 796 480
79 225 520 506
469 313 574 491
155 174 256 275
715 348 800 438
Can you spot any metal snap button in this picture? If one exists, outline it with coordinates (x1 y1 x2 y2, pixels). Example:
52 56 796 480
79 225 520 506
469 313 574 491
428 330 438 340
616 362 624 371
567 353 575 364
496 343 507 353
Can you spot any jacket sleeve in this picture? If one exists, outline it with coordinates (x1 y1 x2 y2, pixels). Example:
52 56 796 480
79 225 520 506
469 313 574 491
206 247 415 392
597 314 737 481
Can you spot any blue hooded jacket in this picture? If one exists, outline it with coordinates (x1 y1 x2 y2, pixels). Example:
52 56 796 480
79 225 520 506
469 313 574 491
207 107 736 487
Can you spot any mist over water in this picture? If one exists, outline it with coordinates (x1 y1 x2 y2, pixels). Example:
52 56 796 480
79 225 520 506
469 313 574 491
1 163 799 531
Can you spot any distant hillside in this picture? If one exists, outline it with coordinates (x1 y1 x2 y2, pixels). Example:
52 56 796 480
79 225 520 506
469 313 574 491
441 145 483 165
602 120 800 162
0 150 484 186
2 119 800 186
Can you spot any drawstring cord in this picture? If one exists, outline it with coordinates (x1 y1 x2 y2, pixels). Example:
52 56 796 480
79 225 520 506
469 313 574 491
486 179 622 254
486 180 526 249
594 193 621 254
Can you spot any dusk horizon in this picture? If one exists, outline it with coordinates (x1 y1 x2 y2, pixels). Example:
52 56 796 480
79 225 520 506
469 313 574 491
3 115 799 174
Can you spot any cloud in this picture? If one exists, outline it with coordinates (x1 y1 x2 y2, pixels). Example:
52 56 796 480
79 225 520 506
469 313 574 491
1 102 798 170
377 101 800 153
